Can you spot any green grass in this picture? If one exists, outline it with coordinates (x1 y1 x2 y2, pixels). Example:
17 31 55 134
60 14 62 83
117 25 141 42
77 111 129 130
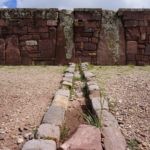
83 109 102 128
60 126 70 141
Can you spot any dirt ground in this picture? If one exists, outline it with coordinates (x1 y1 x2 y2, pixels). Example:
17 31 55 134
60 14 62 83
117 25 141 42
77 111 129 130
91 66 150 150
0 66 64 150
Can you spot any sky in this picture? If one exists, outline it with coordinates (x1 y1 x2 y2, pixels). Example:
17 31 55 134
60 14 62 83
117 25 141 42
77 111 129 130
0 0 150 10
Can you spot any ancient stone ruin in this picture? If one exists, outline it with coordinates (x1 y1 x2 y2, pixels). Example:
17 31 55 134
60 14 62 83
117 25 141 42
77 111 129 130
0 8 150 65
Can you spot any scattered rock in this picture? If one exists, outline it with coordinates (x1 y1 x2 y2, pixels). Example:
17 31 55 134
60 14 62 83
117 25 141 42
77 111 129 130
17 136 24 144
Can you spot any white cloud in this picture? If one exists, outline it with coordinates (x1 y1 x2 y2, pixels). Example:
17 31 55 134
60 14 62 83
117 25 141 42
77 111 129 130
0 0 9 8
17 0 150 10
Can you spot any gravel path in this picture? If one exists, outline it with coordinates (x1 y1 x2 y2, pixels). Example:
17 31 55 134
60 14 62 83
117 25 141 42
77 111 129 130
0 66 64 150
92 66 150 150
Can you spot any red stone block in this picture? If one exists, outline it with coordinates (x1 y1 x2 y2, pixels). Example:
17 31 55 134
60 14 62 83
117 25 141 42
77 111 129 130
138 44 145 49
81 32 93 37
127 41 138 54
92 37 99 43
84 43 97 50
127 53 135 61
124 20 138 27
136 55 143 61
5 35 21 65
32 34 40 40
0 19 7 26
126 27 140 40
28 26 48 33
40 33 49 39
20 35 32 41
47 20 57 26
36 19 47 26
75 37 89 42
0 39 5 64
13 26 28 34
39 40 55 58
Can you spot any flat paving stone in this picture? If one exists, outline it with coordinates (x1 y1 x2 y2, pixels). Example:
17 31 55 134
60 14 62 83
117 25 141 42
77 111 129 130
102 110 119 128
55 89 70 97
102 127 126 150
22 139 56 150
64 73 73 78
62 77 73 83
62 81 72 87
52 94 69 110
88 84 99 91
36 124 60 142
42 106 65 126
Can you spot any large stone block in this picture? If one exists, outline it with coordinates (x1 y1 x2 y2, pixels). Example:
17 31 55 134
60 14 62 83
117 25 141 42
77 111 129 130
42 106 65 126
22 139 56 150
52 94 69 110
0 39 5 64
61 124 103 150
102 127 126 150
127 41 138 54
102 110 119 128
5 35 21 65
26 40 38 46
36 124 60 142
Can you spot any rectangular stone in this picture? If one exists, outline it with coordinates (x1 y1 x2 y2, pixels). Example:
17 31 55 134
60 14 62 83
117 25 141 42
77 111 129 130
42 106 65 126
47 20 57 26
26 40 38 46
52 94 69 110
22 139 56 150
36 124 60 142
127 41 138 54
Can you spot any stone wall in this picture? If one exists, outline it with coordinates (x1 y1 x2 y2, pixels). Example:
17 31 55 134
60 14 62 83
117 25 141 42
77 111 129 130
0 8 150 65
118 9 150 65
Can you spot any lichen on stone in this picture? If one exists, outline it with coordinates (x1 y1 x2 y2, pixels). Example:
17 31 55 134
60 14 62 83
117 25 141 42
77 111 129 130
59 10 74 60
102 10 121 64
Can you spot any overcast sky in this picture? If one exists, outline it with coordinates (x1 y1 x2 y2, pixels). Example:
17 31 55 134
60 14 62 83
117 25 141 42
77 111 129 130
0 0 150 10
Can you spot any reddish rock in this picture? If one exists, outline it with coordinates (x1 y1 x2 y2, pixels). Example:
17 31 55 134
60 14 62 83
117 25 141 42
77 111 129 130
127 41 138 54
5 35 21 65
47 20 57 26
102 127 127 150
0 39 5 64
61 124 103 150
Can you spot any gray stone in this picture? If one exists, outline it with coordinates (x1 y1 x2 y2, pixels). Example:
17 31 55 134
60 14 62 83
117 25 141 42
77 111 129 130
102 110 119 128
88 84 99 91
55 89 70 97
36 124 60 142
102 127 126 150
26 40 37 46
64 73 73 78
22 139 56 150
84 71 95 79
62 81 72 87
62 77 73 83
42 106 65 126
66 67 75 73
87 81 98 86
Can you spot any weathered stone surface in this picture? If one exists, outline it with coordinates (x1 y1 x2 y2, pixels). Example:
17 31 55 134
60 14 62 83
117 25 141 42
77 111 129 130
65 67 75 73
22 139 56 150
0 39 5 64
88 84 99 91
5 35 21 65
36 124 60 141
102 110 119 128
127 41 138 54
26 40 38 46
64 73 74 78
52 94 69 109
62 81 72 87
55 89 70 97
84 71 95 79
102 127 126 150
61 124 103 150
42 106 65 126
62 77 73 83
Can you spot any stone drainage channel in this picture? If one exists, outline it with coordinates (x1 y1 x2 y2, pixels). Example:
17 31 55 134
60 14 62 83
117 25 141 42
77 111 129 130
21 63 127 150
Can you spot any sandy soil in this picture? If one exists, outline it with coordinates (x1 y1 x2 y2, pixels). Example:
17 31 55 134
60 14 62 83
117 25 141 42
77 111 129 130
0 66 64 150
92 66 150 150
